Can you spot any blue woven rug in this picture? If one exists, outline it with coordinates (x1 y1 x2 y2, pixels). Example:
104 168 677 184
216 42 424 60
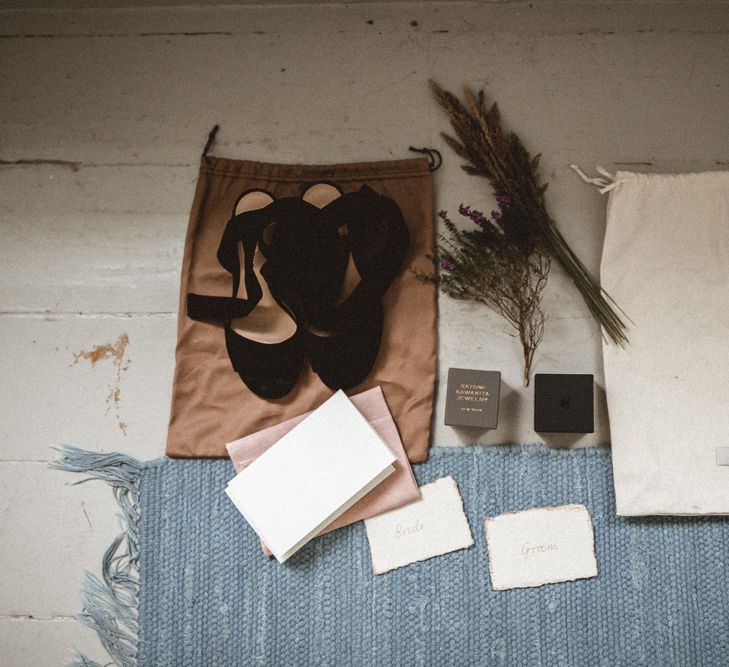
56 445 729 666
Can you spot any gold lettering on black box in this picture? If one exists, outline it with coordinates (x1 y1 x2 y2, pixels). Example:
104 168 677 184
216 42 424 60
455 383 490 413
445 369 500 428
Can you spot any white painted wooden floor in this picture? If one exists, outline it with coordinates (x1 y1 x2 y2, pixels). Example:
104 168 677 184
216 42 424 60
2 2 728 664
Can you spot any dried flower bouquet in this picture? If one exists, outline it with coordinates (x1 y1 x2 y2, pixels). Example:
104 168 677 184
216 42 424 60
431 81 629 349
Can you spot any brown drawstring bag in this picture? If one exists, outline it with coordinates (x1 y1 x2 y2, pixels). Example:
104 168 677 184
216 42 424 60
166 154 437 463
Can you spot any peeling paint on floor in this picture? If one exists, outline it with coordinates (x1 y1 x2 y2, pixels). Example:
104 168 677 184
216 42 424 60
71 333 130 435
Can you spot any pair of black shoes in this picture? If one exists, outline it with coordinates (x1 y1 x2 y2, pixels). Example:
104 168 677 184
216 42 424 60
187 182 409 399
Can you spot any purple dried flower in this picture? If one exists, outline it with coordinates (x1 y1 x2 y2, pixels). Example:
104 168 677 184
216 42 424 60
457 203 487 222
491 209 502 220
440 258 456 271
497 194 511 206
438 209 448 220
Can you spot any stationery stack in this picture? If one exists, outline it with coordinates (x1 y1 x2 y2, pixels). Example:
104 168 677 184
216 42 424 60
225 388 419 563
225 387 477 574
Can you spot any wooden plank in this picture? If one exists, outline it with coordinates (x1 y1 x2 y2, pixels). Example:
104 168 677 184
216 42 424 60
0 315 175 461
0 306 609 459
0 165 190 314
3 2 729 40
0 23 429 164
1 7 728 165
0 461 120 616
0 618 111 667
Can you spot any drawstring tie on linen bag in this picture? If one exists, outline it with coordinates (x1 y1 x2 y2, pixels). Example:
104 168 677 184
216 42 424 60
570 164 636 194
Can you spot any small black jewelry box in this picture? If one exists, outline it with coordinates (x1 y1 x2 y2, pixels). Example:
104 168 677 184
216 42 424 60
444 368 501 429
534 373 594 433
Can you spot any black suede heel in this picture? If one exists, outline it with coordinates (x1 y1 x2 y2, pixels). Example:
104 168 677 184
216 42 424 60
186 189 304 400
303 184 410 390
258 193 348 324
304 305 385 391
186 182 409 396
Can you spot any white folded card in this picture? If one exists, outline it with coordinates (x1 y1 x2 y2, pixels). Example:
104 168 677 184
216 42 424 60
484 504 598 591
225 390 396 563
364 476 474 575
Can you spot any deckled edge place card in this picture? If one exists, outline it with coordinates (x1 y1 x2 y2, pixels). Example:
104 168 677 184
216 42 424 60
483 504 598 591
444 368 500 429
364 476 474 575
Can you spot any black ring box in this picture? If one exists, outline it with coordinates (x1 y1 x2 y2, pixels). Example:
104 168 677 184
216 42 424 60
534 373 594 433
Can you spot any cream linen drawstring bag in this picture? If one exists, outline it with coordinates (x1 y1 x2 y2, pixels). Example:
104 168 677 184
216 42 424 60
575 167 729 515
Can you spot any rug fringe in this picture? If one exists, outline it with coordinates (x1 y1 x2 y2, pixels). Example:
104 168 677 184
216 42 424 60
51 445 142 667
68 651 107 667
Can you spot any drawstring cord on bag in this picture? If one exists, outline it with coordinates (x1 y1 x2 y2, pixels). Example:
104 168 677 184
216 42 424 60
201 132 443 172
409 146 443 172
570 164 635 194
202 125 220 162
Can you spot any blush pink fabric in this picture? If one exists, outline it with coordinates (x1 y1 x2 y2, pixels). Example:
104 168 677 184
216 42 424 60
226 386 420 556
